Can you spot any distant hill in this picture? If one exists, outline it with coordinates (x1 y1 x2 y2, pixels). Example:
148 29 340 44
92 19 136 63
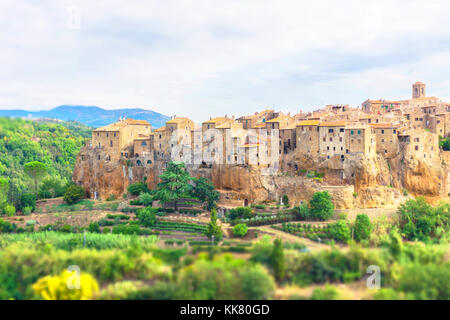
0 105 170 128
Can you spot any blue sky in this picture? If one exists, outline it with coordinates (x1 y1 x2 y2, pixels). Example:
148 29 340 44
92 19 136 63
1 0 450 121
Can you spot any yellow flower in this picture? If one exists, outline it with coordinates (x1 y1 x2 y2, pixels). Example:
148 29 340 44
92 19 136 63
32 270 99 300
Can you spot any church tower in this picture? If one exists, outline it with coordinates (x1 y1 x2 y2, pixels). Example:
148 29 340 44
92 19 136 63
412 82 426 99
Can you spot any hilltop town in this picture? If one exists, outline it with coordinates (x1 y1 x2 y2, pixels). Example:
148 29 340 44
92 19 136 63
74 82 449 209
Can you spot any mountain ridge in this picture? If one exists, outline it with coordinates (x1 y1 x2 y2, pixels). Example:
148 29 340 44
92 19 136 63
0 105 170 128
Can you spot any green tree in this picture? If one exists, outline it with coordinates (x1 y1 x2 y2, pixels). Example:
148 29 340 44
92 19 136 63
138 193 153 206
0 177 9 205
353 214 373 241
389 228 403 258
329 220 351 242
127 182 149 196
439 137 450 151
191 177 220 210
271 238 285 282
88 222 100 233
396 198 445 241
282 194 289 206
63 184 85 204
153 162 192 211
232 224 248 237
137 207 157 227
309 191 334 221
24 161 47 200
205 209 223 240
39 176 67 199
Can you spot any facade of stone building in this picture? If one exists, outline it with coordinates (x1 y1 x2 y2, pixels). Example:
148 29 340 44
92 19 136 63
398 129 440 163
371 123 400 158
92 118 151 162
296 120 320 156
345 125 376 156
318 121 347 160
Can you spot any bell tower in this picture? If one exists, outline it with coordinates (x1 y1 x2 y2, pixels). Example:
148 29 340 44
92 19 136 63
412 82 426 99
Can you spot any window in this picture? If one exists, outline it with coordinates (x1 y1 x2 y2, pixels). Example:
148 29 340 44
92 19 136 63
141 141 147 146
393 129 396 134
329 137 333 142
114 133 116 137
97 133 99 136
357 130 361 135
106 133 109 137
385 150 388 154
415 146 419 151
328 128 334 133
351 130 354 135
340 128 344 133
327 146 330 150
339 137 342 142
381 130 385 134
110 141 113 147
323 137 326 142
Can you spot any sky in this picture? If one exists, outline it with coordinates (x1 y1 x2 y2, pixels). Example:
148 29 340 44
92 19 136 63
1 0 450 122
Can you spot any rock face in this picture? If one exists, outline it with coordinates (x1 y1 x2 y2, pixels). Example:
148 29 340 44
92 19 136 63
73 145 448 208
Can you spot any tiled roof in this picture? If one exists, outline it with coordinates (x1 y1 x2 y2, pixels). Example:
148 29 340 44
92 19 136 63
297 120 320 126
319 121 347 127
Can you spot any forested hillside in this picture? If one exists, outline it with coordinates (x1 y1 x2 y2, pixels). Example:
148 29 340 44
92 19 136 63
0 117 91 206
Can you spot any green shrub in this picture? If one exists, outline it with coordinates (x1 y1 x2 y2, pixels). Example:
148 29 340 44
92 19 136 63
328 220 351 242
102 227 111 234
4 204 16 217
309 191 334 221
353 214 373 242
232 224 248 237
88 222 100 233
228 207 253 220
293 204 310 220
19 193 36 211
63 184 85 205
310 285 339 300
22 206 33 216
282 195 289 206
138 193 153 206
127 182 149 196
106 194 116 201
137 207 157 227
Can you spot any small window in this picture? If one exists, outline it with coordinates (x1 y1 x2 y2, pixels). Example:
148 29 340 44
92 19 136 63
357 130 361 135
340 128 344 133
141 141 147 146
351 130 354 135
381 130 385 134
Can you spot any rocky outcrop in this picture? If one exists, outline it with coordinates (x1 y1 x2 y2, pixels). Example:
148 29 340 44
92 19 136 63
73 145 447 208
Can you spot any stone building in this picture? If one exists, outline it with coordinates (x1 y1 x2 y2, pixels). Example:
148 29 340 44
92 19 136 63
92 118 151 162
296 120 320 156
345 124 376 156
370 123 400 158
237 110 276 129
318 121 347 160
398 129 440 163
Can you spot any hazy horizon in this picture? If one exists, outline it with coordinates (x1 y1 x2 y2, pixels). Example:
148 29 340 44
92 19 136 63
2 1 450 122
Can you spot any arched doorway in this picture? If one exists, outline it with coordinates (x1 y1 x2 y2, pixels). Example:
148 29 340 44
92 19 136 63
244 199 249 207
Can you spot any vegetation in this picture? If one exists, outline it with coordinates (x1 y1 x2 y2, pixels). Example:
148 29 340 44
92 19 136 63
270 239 285 282
395 198 449 242
205 209 223 240
353 214 373 242
439 137 450 151
63 184 85 204
309 191 334 221
191 177 220 210
24 161 47 200
0 118 91 208
152 162 192 211
127 182 149 196
292 191 335 221
232 224 248 237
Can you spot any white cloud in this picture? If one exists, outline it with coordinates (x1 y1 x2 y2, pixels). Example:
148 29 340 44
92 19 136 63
0 0 449 121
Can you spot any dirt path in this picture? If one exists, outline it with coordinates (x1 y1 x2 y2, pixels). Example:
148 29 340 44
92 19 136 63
255 226 333 251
